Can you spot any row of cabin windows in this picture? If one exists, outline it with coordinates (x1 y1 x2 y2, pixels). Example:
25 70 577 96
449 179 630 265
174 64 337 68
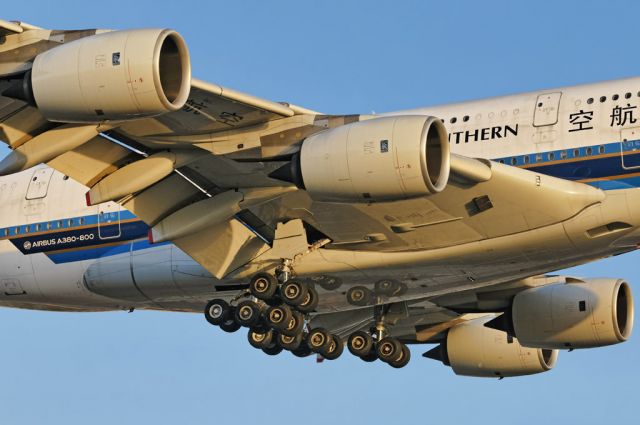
444 91 640 124
499 145 606 166
2 217 86 237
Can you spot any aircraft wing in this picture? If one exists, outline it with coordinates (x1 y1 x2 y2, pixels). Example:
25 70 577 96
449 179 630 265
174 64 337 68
0 24 608 287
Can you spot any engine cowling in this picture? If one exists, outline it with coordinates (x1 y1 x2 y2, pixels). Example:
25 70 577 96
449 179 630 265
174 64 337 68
507 279 634 349
295 115 450 202
22 28 191 122
425 316 558 378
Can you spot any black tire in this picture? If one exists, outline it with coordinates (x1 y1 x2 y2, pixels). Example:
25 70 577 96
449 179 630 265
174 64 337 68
310 275 342 291
249 273 278 301
374 279 400 297
388 344 411 369
250 318 270 333
322 334 344 360
204 299 230 326
219 317 241 333
262 341 284 356
297 285 319 313
281 310 305 337
248 329 273 349
346 286 374 306
347 331 374 357
265 304 293 331
291 340 313 358
234 300 262 327
277 332 303 351
307 327 332 354
360 350 378 362
281 280 309 306
376 337 403 363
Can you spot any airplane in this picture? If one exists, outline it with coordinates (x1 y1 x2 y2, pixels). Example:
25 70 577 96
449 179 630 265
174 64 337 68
0 19 636 378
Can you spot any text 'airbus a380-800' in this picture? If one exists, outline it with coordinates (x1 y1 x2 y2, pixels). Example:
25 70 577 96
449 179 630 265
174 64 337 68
0 19 635 378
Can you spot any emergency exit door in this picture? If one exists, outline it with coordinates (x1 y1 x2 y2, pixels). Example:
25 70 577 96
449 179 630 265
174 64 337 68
25 168 54 200
98 203 121 239
533 92 562 127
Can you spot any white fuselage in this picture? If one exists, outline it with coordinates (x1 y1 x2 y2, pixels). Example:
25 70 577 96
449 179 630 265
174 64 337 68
2 76 640 312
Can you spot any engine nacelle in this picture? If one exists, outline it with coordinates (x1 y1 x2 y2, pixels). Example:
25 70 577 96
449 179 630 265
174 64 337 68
22 29 191 122
508 279 634 349
425 316 558 378
295 115 450 202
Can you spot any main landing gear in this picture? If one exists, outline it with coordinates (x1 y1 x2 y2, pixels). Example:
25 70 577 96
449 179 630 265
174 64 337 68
345 306 411 368
204 271 343 361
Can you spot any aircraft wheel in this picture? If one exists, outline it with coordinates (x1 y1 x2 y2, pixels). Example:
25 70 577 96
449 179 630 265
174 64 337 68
219 317 241 333
291 340 313 358
322 334 344 360
388 344 411 369
248 329 273 349
249 273 279 301
266 304 293 332
297 285 319 313
277 332 303 351
281 310 305 337
360 350 378 362
347 331 374 357
346 286 374 306
204 299 231 326
281 280 309 306
235 300 262 327
376 337 403 363
374 279 401 297
262 340 284 356
307 327 332 354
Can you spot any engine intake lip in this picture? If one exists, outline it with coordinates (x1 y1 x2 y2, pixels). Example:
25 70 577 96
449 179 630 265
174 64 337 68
419 116 450 193
153 29 191 111
612 280 634 341
537 348 558 371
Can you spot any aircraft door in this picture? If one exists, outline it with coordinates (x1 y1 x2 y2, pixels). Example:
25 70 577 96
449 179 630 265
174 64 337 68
620 127 640 169
533 92 562 127
98 203 121 239
25 168 54 200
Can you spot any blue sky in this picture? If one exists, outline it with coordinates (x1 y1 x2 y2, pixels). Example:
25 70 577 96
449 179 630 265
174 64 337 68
1 1 640 424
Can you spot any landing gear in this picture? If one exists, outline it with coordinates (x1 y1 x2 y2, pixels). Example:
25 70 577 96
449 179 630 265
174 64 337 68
203 265 347 362
346 286 374 306
345 304 412 368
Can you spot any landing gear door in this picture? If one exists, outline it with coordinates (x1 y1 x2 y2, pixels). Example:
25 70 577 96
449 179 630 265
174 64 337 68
533 92 562 127
98 203 121 240
25 168 54 200
620 127 640 169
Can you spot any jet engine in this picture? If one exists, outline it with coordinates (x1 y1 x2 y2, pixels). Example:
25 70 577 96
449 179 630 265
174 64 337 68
6 28 191 122
425 316 558 378
285 115 450 202
490 278 634 350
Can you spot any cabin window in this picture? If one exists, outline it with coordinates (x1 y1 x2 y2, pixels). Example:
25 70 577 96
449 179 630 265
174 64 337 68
46 222 52 230
57 220 62 229
67 219 73 227
35 223 41 232
598 145 605 154
548 152 555 160
450 117 457 124
586 147 593 155
535 153 542 162
574 149 580 157
600 96 607 103
587 98 594 104
560 151 567 159
626 93 632 99
523 155 530 164
463 115 469 122
3 229 7 237
613 94 619 101
79 217 85 225
499 159 505 164
510 157 517 165
14 227 20 234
